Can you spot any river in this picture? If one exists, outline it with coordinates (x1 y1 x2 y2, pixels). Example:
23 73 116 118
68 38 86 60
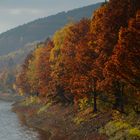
0 101 47 140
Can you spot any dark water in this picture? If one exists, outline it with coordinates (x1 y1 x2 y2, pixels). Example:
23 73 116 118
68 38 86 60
0 101 48 140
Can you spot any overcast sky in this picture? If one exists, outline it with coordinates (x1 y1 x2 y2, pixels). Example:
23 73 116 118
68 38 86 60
0 0 103 33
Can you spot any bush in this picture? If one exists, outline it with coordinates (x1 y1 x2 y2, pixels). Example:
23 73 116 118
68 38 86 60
78 97 89 111
129 128 140 138
100 121 130 136
73 117 85 125
21 96 41 106
100 120 140 140
99 121 130 140
37 102 52 114
112 110 124 121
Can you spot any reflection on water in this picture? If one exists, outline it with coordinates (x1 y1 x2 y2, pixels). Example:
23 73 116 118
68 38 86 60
0 101 46 140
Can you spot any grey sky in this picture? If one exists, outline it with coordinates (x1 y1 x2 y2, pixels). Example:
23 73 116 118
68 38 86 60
0 0 103 33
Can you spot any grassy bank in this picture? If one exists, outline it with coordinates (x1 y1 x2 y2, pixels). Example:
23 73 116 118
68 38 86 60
12 96 140 140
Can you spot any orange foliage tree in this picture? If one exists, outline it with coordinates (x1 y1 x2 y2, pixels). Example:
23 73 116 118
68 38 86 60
35 40 53 97
15 0 140 113
103 11 140 112
16 52 33 95
59 19 99 111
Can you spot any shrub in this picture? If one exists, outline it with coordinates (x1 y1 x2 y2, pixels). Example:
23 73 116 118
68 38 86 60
37 102 52 114
100 120 140 140
100 121 130 136
21 96 41 106
129 128 140 138
99 121 131 140
112 110 124 121
78 97 89 111
73 117 85 125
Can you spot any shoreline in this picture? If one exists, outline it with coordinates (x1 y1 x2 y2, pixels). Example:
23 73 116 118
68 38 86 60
0 93 51 139
12 98 108 140
12 106 52 140
11 96 140 140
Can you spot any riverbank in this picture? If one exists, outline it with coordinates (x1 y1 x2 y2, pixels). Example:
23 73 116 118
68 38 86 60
12 96 140 140
12 97 109 140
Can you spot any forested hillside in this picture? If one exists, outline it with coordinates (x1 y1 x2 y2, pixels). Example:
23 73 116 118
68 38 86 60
13 0 140 139
16 0 140 112
0 3 101 92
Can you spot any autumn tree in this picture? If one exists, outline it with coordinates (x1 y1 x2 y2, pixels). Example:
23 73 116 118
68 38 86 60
58 19 100 111
25 43 47 96
36 40 53 97
61 19 91 98
90 0 140 80
15 0 140 114
49 23 74 103
15 52 33 95
89 0 140 111
16 39 53 97
103 10 140 112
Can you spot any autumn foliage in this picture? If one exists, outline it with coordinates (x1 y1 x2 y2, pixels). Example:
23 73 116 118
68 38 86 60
16 0 140 113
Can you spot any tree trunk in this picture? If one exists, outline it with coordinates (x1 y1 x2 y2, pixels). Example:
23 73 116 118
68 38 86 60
113 81 124 113
120 84 124 113
93 92 97 112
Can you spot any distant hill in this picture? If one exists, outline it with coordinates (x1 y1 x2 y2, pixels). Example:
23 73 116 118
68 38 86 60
0 43 36 70
0 3 101 56
0 2 102 70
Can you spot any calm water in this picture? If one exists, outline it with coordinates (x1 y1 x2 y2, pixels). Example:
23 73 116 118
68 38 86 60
0 101 47 140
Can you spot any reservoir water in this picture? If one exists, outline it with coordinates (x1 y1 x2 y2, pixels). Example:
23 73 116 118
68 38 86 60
0 101 46 140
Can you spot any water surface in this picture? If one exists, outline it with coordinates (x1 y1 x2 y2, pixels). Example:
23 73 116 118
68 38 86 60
0 101 46 140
